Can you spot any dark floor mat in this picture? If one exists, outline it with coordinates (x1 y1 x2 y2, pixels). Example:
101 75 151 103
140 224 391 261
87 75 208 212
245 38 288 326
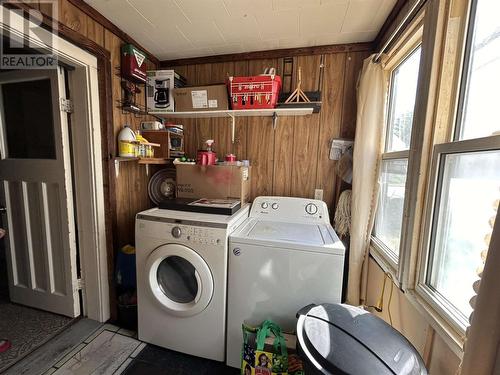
0 301 74 372
123 359 171 375
124 344 239 375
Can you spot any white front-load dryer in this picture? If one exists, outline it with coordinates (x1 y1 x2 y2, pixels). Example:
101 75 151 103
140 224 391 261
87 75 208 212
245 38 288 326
135 206 249 361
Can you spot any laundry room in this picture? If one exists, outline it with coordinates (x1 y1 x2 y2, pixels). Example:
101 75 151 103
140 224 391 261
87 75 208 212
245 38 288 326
0 0 499 374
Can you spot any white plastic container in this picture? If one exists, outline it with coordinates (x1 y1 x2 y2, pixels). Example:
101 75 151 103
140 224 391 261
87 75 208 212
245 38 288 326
118 125 136 157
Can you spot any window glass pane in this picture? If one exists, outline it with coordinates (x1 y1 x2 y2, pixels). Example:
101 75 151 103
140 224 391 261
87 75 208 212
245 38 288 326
386 46 421 152
157 256 198 304
2 78 56 159
459 0 500 140
427 150 500 317
374 159 408 257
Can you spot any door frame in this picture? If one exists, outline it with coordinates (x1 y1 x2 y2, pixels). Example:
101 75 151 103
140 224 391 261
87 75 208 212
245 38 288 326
0 6 109 321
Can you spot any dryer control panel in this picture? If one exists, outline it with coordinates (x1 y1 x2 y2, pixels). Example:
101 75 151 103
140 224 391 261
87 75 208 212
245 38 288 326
250 196 329 224
182 226 223 245
136 218 225 247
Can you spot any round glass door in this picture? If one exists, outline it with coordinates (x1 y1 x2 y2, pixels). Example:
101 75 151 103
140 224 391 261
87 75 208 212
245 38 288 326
157 256 198 304
146 244 213 317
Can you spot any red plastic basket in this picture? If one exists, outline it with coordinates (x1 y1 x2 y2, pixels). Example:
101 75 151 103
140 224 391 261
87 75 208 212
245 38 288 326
227 74 282 110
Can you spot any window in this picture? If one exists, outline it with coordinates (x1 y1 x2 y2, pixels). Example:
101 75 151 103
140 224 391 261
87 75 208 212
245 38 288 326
455 0 500 140
417 0 500 331
2 79 56 159
373 46 422 265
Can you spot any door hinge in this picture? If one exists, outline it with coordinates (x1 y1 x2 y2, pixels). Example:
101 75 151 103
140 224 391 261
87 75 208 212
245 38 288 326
77 278 84 290
60 98 74 113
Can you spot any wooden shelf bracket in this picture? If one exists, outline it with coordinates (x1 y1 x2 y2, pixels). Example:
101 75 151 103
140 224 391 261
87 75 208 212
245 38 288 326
115 159 120 178
228 112 236 144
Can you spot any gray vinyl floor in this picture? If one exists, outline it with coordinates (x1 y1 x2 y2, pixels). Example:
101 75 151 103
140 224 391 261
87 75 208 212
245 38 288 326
4 318 240 375
4 320 142 375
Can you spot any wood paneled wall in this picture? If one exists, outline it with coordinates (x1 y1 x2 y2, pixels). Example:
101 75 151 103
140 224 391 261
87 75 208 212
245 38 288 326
36 0 370 246
28 0 372 320
167 50 370 214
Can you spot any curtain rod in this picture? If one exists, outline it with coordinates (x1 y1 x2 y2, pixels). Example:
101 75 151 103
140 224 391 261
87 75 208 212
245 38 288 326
373 0 428 63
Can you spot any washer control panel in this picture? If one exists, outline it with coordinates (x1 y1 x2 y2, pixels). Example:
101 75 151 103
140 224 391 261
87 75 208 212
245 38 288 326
305 203 318 215
250 196 329 224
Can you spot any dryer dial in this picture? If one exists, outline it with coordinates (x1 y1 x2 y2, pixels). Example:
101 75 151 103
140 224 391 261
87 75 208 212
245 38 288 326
171 226 182 238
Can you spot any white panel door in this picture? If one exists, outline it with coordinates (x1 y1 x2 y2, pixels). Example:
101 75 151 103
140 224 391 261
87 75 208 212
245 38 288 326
0 68 80 317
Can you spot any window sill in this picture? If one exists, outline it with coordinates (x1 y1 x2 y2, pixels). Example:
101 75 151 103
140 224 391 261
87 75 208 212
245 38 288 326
369 240 400 284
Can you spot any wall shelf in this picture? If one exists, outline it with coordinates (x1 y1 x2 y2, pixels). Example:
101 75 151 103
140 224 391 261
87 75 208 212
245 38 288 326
114 157 138 162
155 107 313 119
156 107 314 142
113 157 170 177
137 158 170 165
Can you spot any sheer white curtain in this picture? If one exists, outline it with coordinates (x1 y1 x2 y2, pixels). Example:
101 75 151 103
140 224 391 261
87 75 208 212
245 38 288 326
460 207 500 375
347 55 388 305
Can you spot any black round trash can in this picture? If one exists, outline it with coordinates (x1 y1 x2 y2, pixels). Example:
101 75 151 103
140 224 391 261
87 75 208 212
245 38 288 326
296 304 428 375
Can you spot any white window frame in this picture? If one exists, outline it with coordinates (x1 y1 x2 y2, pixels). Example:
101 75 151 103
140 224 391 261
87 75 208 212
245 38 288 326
416 136 500 334
369 0 499 358
371 40 423 278
415 0 500 336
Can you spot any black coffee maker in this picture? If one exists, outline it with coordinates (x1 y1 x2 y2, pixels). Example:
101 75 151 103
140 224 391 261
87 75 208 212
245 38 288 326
154 78 169 108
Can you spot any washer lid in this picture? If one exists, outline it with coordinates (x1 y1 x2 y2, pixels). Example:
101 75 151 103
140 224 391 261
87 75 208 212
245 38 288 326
231 218 345 255
247 221 324 245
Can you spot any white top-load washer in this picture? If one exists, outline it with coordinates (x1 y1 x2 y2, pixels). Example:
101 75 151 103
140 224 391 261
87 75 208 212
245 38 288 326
135 205 249 361
226 196 345 368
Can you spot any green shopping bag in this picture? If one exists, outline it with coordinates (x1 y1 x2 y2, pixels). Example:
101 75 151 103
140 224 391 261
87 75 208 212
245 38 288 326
241 320 289 375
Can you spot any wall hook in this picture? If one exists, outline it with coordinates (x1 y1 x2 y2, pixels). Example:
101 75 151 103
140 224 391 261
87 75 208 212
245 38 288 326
272 112 278 130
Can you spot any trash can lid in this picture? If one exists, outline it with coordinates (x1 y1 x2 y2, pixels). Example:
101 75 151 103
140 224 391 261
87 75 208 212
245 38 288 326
296 304 427 375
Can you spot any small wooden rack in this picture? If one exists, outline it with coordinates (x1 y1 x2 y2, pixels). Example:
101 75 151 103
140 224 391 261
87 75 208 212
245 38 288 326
137 158 170 165
113 156 171 177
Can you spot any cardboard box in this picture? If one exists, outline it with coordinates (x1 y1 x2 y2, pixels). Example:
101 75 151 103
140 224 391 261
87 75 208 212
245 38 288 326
147 70 186 113
173 84 229 112
176 164 250 203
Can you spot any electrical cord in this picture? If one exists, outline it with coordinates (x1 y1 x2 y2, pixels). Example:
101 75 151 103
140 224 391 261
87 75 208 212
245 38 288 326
386 272 394 327
365 271 395 327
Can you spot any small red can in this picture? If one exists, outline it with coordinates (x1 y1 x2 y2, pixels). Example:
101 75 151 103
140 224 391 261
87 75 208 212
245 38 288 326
197 151 216 165
225 154 237 162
